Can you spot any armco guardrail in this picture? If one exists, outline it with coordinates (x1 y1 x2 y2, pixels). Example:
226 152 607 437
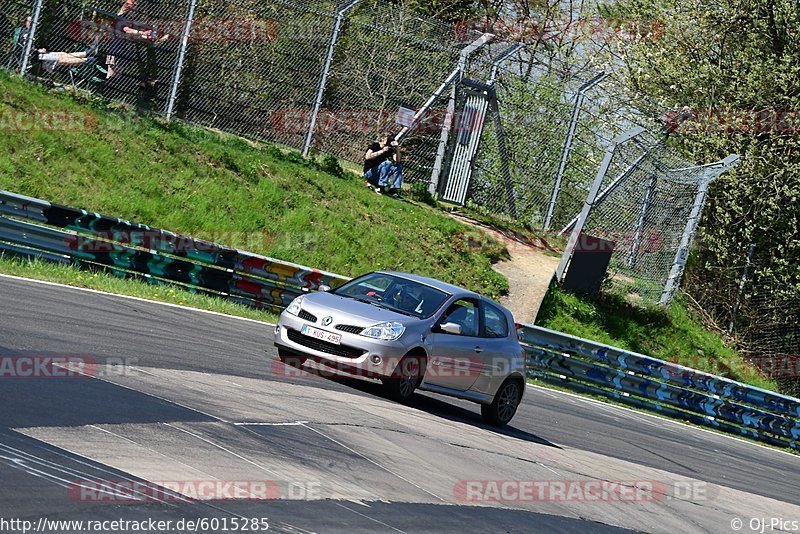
520 324 800 450
0 191 349 311
1 189 796 449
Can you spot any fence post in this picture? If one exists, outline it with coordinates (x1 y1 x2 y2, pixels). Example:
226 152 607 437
660 154 740 305
395 68 459 143
627 172 658 269
19 0 44 75
487 44 522 218
428 33 493 197
560 140 654 235
391 41 515 146
728 243 756 335
488 90 516 218
544 72 607 230
556 126 645 283
165 0 198 120
659 177 710 306
302 0 361 158
487 43 523 85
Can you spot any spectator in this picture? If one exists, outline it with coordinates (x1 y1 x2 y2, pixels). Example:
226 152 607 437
383 134 403 198
7 16 30 72
105 0 169 81
36 48 95 73
363 133 403 198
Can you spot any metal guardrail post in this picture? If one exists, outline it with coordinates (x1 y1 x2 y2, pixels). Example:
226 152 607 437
556 126 645 283
660 154 740 305
428 33 493 197
165 0 199 120
302 0 361 158
19 0 44 75
543 72 607 230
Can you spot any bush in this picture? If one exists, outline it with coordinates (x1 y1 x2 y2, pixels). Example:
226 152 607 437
317 153 345 178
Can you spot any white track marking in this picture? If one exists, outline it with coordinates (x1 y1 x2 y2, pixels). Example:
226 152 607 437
0 442 180 503
234 421 309 426
537 462 560 476
88 425 216 480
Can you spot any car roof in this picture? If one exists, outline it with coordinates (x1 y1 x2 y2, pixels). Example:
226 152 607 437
378 270 478 298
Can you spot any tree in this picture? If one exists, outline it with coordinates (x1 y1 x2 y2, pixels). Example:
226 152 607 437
604 0 800 383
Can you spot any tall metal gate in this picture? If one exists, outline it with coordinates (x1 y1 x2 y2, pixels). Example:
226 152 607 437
439 79 491 205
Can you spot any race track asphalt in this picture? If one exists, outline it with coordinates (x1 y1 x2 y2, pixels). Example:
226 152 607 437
1 275 798 533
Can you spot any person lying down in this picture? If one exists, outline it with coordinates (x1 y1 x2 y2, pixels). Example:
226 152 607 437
36 48 95 73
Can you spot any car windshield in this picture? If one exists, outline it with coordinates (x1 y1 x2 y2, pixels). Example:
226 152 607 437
332 272 450 319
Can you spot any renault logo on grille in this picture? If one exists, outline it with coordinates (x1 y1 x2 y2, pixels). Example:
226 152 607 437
322 316 333 326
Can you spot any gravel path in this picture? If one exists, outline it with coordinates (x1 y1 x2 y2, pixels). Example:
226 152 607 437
450 213 560 325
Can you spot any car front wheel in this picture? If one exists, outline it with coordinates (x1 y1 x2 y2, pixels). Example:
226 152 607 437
482 378 522 427
382 353 425 403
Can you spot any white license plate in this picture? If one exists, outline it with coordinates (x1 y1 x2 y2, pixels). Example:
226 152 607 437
301 324 342 345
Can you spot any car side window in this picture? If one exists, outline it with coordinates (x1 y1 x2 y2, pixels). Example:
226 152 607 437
439 299 480 337
482 303 509 338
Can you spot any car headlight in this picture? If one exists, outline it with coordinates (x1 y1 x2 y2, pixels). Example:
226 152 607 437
285 295 305 316
360 321 405 341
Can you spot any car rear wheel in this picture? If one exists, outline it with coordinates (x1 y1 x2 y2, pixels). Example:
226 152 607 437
481 378 522 427
277 348 307 368
382 353 425 403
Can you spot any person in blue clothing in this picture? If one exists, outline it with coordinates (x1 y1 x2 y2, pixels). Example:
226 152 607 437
363 132 403 198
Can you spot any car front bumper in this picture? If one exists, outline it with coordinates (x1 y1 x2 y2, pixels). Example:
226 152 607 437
273 311 414 378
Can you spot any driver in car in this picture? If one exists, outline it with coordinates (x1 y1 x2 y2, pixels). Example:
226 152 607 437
388 284 423 314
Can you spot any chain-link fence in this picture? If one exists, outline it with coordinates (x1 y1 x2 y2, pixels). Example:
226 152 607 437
463 49 738 305
1 0 735 306
469 56 594 228
13 0 186 109
175 0 335 148
687 244 800 397
0 0 33 72
739 293 800 399
579 136 715 304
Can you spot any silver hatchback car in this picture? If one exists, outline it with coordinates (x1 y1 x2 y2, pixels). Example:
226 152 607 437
274 271 526 426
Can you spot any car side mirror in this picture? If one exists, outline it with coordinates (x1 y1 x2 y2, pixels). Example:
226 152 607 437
318 284 331 292
438 322 461 335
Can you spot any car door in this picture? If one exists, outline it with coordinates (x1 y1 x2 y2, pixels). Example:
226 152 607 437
426 298 484 391
470 300 515 395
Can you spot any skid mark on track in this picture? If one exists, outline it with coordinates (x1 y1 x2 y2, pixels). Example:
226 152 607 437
88 424 216 480
0 440 183 503
162 422 282 477
333 501 406 533
298 422 446 503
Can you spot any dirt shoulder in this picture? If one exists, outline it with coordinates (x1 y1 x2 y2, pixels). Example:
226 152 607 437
449 213 560 325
